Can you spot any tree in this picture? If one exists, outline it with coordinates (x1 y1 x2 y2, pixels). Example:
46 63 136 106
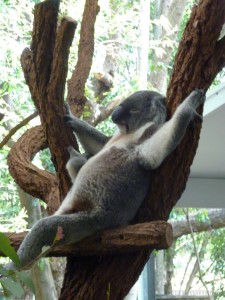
5 0 225 299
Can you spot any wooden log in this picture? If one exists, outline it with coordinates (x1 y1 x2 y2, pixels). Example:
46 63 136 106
1 221 172 257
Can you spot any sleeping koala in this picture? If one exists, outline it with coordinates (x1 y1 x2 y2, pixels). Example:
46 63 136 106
13 89 205 268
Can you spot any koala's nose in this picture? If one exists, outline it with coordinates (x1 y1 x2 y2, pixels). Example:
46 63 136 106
111 106 124 123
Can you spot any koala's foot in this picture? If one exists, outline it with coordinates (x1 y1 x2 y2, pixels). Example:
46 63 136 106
67 146 79 157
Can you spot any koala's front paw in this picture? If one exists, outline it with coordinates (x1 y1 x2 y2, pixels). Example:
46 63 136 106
186 89 206 124
188 89 206 109
64 114 74 127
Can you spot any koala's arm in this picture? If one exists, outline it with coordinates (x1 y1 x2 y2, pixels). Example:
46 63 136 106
138 90 206 170
64 113 110 155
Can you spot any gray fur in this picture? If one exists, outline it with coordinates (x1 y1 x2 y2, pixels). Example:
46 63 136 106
13 90 205 269
66 146 87 183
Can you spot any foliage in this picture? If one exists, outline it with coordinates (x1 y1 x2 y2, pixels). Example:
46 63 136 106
0 233 35 299
168 208 225 298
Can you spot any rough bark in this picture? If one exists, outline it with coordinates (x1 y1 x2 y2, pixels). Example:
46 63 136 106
3 221 172 257
8 126 60 213
6 0 225 299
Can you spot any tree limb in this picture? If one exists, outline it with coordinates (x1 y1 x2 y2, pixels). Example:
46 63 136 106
171 209 225 239
67 0 100 117
0 111 38 149
90 95 125 126
1 221 172 257
15 1 78 204
7 126 60 214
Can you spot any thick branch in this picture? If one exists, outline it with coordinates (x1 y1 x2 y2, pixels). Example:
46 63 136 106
31 0 59 104
2 221 172 257
48 17 77 107
7 126 60 214
44 17 78 198
19 3 78 203
67 0 100 117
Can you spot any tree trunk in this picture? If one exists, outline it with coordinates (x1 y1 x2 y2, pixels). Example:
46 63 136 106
7 0 225 299
164 241 176 294
155 251 165 294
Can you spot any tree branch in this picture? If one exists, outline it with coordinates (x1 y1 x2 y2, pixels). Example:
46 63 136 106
7 126 60 214
90 95 125 126
16 1 78 205
1 221 172 257
171 209 225 239
44 16 78 198
0 111 38 149
67 0 100 117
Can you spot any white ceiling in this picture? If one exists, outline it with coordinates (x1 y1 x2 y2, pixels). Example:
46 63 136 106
178 83 225 208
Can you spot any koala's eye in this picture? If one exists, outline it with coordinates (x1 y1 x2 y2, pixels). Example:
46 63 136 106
130 108 140 114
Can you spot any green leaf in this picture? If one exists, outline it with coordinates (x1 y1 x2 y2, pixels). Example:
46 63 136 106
0 232 20 266
15 271 35 294
0 277 24 298
0 265 9 277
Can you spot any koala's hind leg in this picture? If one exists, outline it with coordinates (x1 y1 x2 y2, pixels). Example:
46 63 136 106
15 210 116 269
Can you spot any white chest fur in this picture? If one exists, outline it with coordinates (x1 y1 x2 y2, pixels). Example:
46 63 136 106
103 121 153 151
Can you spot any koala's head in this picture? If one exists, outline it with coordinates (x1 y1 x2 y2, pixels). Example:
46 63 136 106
111 90 167 134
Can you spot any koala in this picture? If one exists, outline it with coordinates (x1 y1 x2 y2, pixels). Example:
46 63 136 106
13 90 205 269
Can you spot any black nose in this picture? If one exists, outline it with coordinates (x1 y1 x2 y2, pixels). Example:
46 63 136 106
111 106 124 123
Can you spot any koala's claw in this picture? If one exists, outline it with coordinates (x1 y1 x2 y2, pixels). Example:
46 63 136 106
64 114 73 126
